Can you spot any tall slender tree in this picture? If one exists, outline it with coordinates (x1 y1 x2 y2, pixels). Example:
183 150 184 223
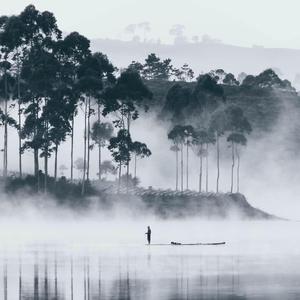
21 47 59 191
192 130 207 193
0 62 12 178
77 52 113 194
192 129 215 193
91 121 114 180
183 125 195 190
0 17 18 179
227 133 247 193
0 15 27 178
103 70 152 189
170 144 180 190
226 106 252 193
92 53 115 181
54 31 91 182
19 5 62 191
131 141 151 179
210 108 228 192
168 125 186 192
108 129 132 192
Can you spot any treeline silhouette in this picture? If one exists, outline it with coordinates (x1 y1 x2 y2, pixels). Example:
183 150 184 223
0 5 296 198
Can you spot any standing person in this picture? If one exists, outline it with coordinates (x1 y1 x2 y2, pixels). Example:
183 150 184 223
145 226 151 245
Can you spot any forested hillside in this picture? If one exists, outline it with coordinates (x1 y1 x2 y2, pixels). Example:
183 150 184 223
0 5 299 203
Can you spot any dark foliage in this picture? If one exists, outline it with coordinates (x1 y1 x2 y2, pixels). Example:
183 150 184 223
5 175 97 205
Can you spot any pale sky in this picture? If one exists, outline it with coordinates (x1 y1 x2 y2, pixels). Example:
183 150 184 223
2 0 300 48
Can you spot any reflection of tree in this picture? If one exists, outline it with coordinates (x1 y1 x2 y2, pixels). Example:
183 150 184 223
44 263 48 300
108 271 152 300
34 264 38 300
21 262 63 300
4 263 7 300
12 256 246 300
110 272 131 300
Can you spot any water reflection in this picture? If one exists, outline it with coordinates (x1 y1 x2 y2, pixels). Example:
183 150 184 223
1 248 300 300
3 262 7 300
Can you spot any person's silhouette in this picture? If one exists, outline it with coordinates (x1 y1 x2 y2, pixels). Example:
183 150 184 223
145 226 151 245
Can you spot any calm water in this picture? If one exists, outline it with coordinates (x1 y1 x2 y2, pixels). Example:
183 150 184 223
0 220 300 299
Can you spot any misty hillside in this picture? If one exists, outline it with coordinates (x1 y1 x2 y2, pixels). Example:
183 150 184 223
145 79 300 152
1 5 300 220
91 39 300 87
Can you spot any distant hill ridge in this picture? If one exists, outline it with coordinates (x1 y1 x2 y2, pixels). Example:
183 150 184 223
91 38 300 88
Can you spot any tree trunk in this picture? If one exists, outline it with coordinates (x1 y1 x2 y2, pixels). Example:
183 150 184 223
206 143 209 193
175 148 178 191
236 145 240 193
44 151 48 193
3 72 8 179
44 118 49 193
54 144 58 182
118 162 122 193
98 146 102 181
230 141 235 193
186 142 189 190
216 135 220 193
33 98 39 192
17 68 22 178
81 98 87 196
126 162 129 193
87 97 91 182
44 98 51 192
34 148 39 192
70 115 74 182
134 154 137 178
98 104 101 181
199 144 203 193
3 98 8 178
18 100 22 178
126 114 131 193
180 143 184 192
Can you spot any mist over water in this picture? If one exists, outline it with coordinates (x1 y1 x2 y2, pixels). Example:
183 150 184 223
1 4 300 300
1 92 299 299
0 215 300 299
0 79 299 299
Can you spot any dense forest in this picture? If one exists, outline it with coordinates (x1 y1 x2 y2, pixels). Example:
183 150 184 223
0 5 298 200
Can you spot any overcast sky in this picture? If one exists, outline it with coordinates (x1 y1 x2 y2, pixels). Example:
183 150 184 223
2 0 300 48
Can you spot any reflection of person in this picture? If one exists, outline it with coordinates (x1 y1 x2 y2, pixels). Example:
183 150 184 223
145 226 151 244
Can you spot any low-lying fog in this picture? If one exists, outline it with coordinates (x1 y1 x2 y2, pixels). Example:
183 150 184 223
1 77 300 298
0 214 299 299
3 90 300 220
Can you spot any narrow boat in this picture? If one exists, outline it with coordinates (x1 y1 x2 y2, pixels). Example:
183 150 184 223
147 242 226 246
170 241 225 246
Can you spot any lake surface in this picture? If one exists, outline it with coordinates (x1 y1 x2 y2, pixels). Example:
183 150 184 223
0 220 299 299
